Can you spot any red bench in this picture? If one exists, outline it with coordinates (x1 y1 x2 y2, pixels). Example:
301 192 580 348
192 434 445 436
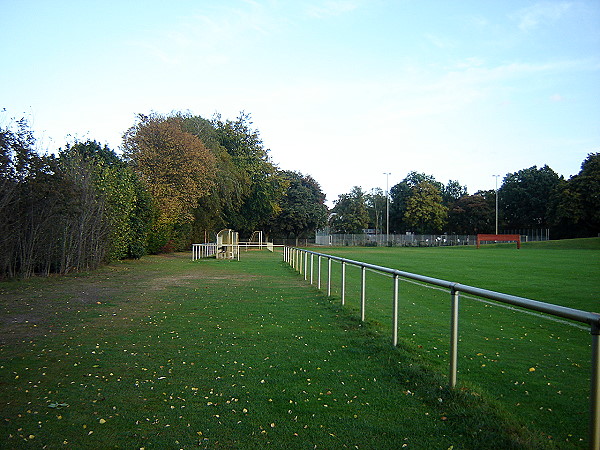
476 234 521 249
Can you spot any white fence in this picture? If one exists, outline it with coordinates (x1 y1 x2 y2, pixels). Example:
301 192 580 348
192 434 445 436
192 243 218 260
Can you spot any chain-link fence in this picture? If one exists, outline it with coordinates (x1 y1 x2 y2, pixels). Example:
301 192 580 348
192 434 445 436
315 232 476 247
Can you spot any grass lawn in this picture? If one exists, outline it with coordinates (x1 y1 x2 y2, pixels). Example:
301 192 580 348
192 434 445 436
299 238 599 448
0 251 553 449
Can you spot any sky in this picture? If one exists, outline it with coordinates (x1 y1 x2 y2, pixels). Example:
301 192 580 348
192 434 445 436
2 0 599 205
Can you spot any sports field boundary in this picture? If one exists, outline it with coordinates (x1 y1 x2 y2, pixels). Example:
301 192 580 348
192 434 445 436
285 246 600 449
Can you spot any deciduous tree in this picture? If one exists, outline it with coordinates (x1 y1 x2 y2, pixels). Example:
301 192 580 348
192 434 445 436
499 165 561 229
123 113 216 251
549 153 600 238
330 186 369 234
365 188 387 233
404 181 448 233
210 112 285 235
270 170 328 241
389 172 443 233
448 191 494 234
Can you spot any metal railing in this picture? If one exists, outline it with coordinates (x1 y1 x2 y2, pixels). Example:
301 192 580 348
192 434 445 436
283 246 600 449
192 243 281 261
192 243 218 260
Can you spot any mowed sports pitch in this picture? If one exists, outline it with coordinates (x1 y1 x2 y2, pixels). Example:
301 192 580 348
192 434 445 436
300 238 599 445
0 238 597 448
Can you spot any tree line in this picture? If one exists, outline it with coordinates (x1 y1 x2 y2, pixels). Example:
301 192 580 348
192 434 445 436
329 155 600 239
1 109 597 278
0 112 328 278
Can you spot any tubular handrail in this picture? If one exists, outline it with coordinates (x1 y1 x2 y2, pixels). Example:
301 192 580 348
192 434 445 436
289 248 600 328
283 246 600 449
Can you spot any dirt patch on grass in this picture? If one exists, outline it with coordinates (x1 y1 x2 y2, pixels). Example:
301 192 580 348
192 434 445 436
0 254 263 348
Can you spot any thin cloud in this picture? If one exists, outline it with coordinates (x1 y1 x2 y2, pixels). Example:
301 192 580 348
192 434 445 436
305 0 360 19
424 33 457 50
512 2 573 31
127 2 279 65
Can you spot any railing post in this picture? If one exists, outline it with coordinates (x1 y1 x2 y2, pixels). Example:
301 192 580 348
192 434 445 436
361 266 366 322
450 287 459 389
327 258 332 297
341 261 346 305
310 253 314 284
392 274 399 346
591 324 600 450
318 255 322 290
304 251 308 281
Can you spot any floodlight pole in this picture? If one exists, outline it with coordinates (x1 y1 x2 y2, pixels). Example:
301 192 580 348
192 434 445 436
384 172 391 245
493 175 501 235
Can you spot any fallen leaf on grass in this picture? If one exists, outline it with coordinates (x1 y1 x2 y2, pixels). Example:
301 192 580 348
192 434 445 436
48 402 69 408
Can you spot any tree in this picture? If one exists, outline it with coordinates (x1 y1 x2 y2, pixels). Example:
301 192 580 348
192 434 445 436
442 180 468 206
389 172 443 233
183 115 248 238
269 170 328 241
365 188 387 233
123 113 217 251
499 165 561 229
210 112 285 236
404 181 448 233
59 141 152 263
330 186 369 234
549 153 600 238
123 113 216 225
447 191 494 234
0 119 65 277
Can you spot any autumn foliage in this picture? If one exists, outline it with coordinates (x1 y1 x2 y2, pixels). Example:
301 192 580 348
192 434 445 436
123 114 217 229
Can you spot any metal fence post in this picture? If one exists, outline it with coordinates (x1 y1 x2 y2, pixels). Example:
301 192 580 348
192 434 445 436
450 287 459 389
318 255 322 289
392 274 399 346
304 250 308 281
591 325 600 450
341 261 346 305
310 253 314 284
361 266 366 322
327 257 332 297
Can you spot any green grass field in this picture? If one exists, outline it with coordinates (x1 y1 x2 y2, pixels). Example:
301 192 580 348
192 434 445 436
0 239 597 448
298 238 599 447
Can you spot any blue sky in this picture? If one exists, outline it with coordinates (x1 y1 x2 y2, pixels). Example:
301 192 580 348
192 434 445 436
2 0 599 204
